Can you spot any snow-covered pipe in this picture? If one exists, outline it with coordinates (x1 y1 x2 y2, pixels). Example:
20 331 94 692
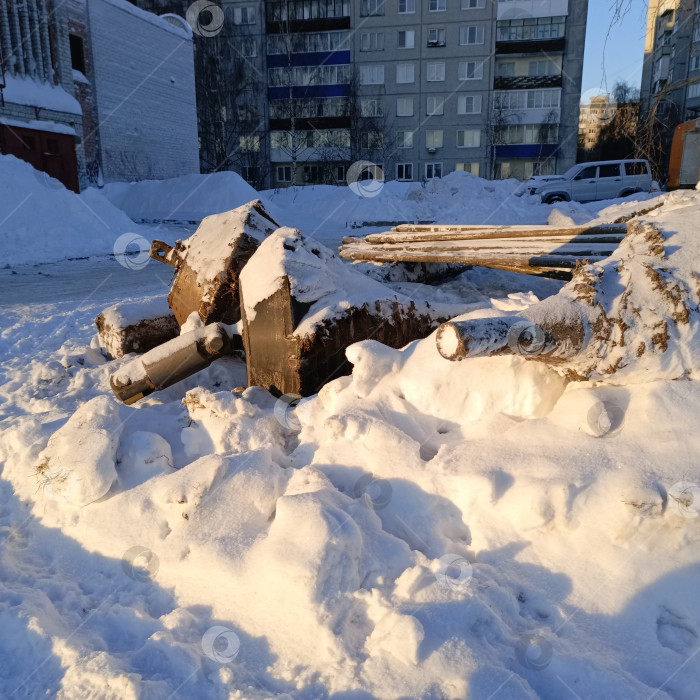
436 308 586 364
110 322 242 405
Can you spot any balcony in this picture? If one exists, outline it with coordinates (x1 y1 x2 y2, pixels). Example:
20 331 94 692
497 0 569 20
496 37 565 54
494 75 563 89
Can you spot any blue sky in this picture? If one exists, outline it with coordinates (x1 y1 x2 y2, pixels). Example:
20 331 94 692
580 0 648 101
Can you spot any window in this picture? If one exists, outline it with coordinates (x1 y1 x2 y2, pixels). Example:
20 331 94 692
397 130 414 147
692 55 700 71
397 163 413 180
396 97 414 116
529 60 554 77
427 62 445 81
361 98 384 117
497 62 515 77
361 0 385 15
429 0 446 9
427 28 446 46
69 34 85 74
526 88 560 108
233 6 256 24
497 16 566 42
574 166 598 180
461 0 484 7
336 165 347 182
277 165 292 182
396 63 415 83
398 30 415 49
459 25 484 45
457 129 481 147
426 163 442 179
456 162 480 176
361 32 385 51
427 96 444 115
457 94 482 114
495 89 560 110
360 65 385 84
361 131 383 148
398 0 415 12
239 135 260 152
241 166 258 183
267 31 350 54
497 124 558 144
624 161 647 176
426 130 443 148
598 163 621 178
241 39 257 57
458 60 484 80
269 64 352 87
303 165 322 183
689 82 700 98
271 132 292 149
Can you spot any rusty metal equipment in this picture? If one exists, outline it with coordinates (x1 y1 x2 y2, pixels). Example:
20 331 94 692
110 323 242 405
149 200 279 326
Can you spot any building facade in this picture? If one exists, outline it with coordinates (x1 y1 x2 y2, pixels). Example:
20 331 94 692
0 0 83 191
578 94 615 151
0 0 199 191
132 0 588 186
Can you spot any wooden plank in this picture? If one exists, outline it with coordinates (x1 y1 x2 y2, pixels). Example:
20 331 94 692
365 223 627 244
343 234 624 251
340 241 618 258
339 247 606 268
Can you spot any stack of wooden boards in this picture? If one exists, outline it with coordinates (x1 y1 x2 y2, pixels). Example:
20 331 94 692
339 223 630 279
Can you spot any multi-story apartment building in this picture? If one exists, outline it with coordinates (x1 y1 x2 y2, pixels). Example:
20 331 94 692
133 0 588 186
641 0 700 121
578 94 616 151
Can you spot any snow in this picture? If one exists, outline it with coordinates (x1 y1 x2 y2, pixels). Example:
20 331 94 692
0 117 77 136
2 156 700 698
100 171 268 223
1 73 82 114
99 0 192 39
0 154 164 266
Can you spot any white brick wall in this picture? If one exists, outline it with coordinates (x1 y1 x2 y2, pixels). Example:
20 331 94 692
87 0 199 182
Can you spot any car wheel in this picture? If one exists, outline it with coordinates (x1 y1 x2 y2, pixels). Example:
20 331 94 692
545 194 566 204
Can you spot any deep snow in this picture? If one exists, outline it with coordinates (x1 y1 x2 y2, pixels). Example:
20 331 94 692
0 158 699 699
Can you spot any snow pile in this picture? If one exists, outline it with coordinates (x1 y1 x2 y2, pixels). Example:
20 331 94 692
2 186 700 698
519 188 700 382
264 171 547 232
0 154 145 265
101 171 274 222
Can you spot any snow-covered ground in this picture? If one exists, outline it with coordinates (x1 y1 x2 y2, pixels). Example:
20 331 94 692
1 156 699 699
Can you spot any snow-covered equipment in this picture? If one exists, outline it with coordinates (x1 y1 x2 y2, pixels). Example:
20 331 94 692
110 323 242 405
436 215 700 382
149 200 279 326
95 297 179 360
238 228 459 397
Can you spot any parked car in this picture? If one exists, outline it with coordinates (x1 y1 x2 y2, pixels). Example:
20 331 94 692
525 159 653 204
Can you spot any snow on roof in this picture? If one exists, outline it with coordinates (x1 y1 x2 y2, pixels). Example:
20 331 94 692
99 0 192 40
1 74 82 115
0 117 76 136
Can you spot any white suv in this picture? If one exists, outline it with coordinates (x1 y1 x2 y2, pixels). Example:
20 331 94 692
527 160 652 204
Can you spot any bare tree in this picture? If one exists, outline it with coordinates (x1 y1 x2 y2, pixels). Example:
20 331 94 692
485 92 521 179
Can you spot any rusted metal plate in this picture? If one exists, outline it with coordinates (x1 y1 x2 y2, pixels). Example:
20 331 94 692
95 298 180 360
149 200 279 327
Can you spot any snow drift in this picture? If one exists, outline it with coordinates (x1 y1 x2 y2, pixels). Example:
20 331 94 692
0 154 144 265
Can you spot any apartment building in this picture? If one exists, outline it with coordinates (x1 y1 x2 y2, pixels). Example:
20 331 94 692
578 94 616 151
641 0 700 121
133 0 588 186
